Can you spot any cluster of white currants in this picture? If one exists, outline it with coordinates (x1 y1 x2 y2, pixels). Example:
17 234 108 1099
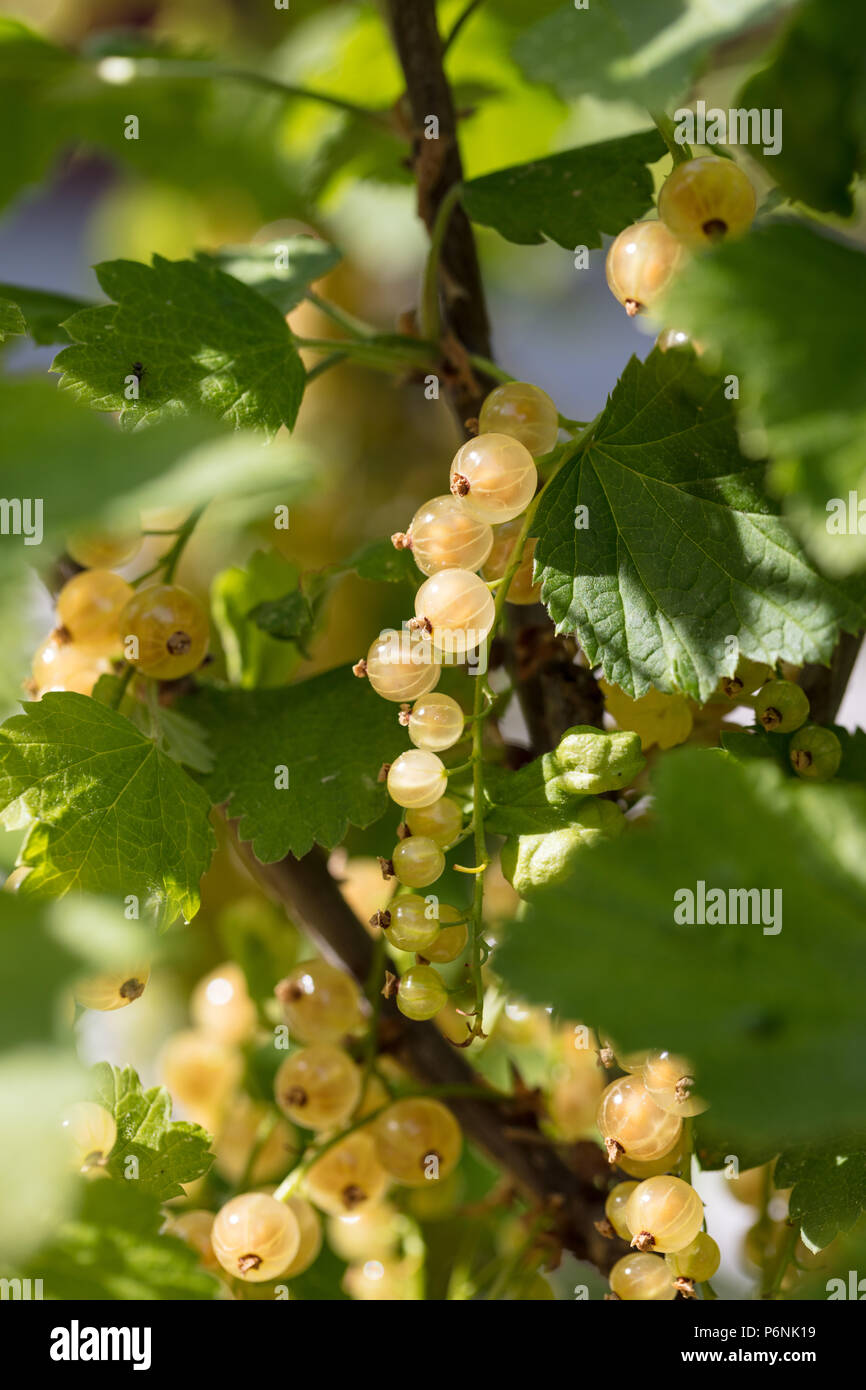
27 517 210 700
353 381 559 1024
595 1045 718 1299
605 154 756 328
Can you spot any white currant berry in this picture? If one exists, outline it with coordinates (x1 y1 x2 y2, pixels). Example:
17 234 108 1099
596 1075 682 1162
386 749 447 809
61 1101 117 1172
605 220 683 316
658 155 756 249
643 1050 708 1118
396 964 448 1021
666 1231 720 1282
281 1195 323 1277
414 568 496 659
74 963 150 1011
67 522 141 569
625 1175 704 1254
609 1252 677 1300
407 495 494 577
275 960 363 1044
450 434 537 523
483 519 541 605
478 382 559 456
407 693 465 752
56 570 134 655
374 1098 462 1186
274 1044 361 1130
391 836 445 888
364 630 441 702
604 1181 639 1240
190 961 256 1044
421 906 468 963
212 1192 301 1282
384 894 442 953
304 1131 388 1216
405 796 463 847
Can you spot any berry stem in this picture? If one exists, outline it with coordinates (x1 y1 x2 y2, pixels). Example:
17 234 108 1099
422 181 464 342
650 109 693 164
161 505 207 584
441 0 486 55
761 1223 798 1299
305 291 376 340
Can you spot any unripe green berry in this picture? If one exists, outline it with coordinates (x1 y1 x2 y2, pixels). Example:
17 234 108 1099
788 724 842 781
397 964 447 1021
754 680 809 733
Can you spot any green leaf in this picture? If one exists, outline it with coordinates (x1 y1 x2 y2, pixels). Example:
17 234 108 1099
513 0 787 111
496 750 866 1143
0 893 80 1049
500 803 625 896
721 723 866 784
53 254 306 437
0 693 216 925
211 549 307 689
535 348 862 700
199 237 341 314
485 726 644 836
776 1142 866 1251
19 1177 219 1299
344 536 418 585
93 1063 213 1200
737 0 865 216
0 282 89 344
0 297 26 342
662 223 866 576
184 666 403 860
134 700 215 775
462 131 664 250
249 590 315 653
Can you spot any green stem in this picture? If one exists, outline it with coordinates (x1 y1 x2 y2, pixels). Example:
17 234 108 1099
761 1224 798 1300
161 505 206 584
442 0 486 56
354 930 387 1117
305 351 348 383
421 181 463 341
305 291 376 339
650 109 692 164
109 665 134 711
109 58 391 126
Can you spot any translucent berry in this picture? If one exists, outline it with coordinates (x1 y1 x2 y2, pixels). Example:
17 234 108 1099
405 796 463 847
407 495 493 577
163 1209 221 1273
450 434 537 523
275 960 362 1044
212 1192 300 1282
383 894 442 953
414 567 496 658
718 657 774 699
304 1130 388 1216
605 1181 639 1240
666 1230 720 1283
159 1029 242 1128
605 220 683 316
391 836 444 888
643 1050 708 1118
396 964 448 1020
74 963 150 1011
789 724 842 781
617 1136 684 1179
407 693 465 752
625 1175 703 1254
755 679 809 733
483 519 541 605
422 906 468 963
121 583 209 680
609 1252 677 1300
364 629 441 703
61 1101 117 1171
386 749 447 809
281 1195 323 1277
31 635 110 697
548 1063 604 1139
66 522 141 569
478 382 559 457
326 1202 400 1261
56 570 134 655
190 961 256 1044
374 1098 462 1186
658 155 756 249
274 1044 361 1130
596 1075 682 1163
